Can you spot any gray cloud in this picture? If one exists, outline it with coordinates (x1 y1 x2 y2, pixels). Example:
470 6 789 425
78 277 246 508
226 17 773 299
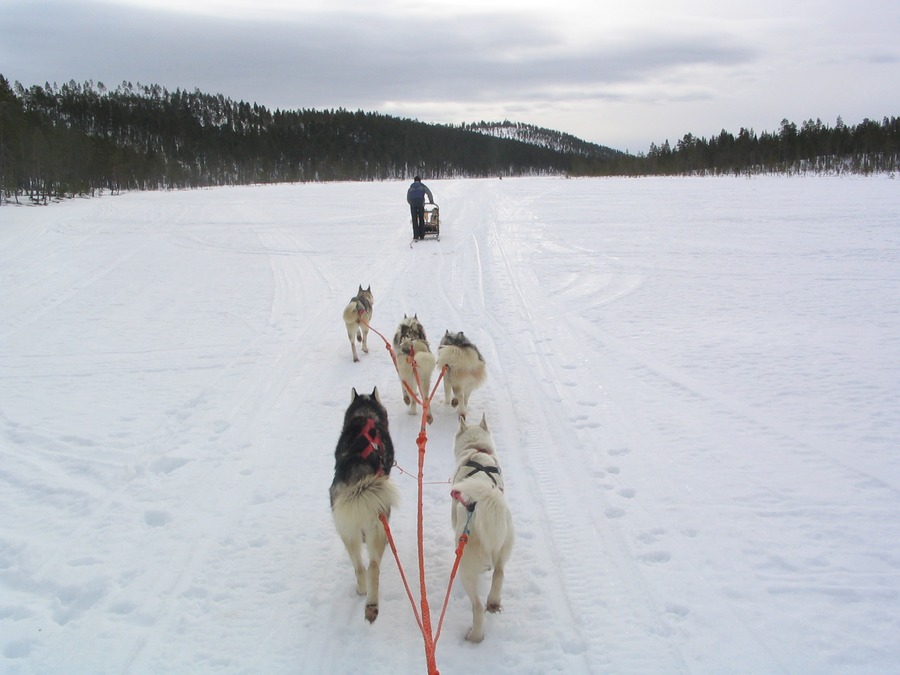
3 0 897 151
2 1 755 110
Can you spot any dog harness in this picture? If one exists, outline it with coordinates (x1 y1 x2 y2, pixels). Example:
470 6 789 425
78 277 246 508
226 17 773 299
463 458 500 487
358 418 386 476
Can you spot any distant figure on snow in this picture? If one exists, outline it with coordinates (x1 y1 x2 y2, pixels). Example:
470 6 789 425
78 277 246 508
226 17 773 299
407 176 434 241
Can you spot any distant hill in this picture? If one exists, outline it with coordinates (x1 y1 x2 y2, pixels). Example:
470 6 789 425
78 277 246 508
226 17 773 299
464 120 622 160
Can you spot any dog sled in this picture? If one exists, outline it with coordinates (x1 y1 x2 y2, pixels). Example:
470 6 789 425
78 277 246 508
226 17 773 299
411 203 440 246
423 203 440 239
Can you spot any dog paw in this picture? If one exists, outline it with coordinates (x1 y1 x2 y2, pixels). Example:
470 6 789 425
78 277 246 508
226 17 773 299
451 397 459 407
365 604 379 623
465 627 484 643
486 601 502 614
426 413 433 425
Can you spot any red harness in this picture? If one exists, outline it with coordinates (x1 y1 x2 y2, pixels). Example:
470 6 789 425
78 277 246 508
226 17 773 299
358 418 385 476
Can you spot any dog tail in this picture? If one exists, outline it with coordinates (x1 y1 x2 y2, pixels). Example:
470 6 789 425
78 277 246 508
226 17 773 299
332 475 400 525
342 301 360 325
436 344 461 370
412 342 436 370
451 480 513 555
437 345 486 382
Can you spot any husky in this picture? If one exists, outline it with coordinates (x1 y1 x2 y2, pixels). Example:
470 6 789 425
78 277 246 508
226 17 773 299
393 315 436 423
392 313 428 346
342 285 373 362
450 414 513 643
330 387 399 623
436 330 487 418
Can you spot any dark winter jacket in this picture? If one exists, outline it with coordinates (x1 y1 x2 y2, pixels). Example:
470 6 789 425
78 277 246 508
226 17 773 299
407 180 434 206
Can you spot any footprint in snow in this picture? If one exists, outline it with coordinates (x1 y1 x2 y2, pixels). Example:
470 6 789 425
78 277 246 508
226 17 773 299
144 510 172 527
605 507 626 519
665 604 690 619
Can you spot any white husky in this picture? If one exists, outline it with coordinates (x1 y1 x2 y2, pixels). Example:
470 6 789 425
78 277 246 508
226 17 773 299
449 414 513 643
342 285 373 362
436 330 487 419
393 315 436 423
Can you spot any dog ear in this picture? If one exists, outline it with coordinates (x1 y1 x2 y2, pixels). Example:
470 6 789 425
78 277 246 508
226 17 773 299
458 417 468 433
372 386 380 403
480 413 489 432
351 387 359 401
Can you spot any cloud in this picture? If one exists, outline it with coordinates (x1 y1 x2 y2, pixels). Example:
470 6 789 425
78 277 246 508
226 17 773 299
2 0 756 114
4 0 896 151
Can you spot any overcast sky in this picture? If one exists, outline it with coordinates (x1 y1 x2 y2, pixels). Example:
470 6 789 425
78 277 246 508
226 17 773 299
3 0 898 152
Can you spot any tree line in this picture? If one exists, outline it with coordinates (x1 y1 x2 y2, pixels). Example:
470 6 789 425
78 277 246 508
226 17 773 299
0 76 608 203
1 74 897 204
641 117 900 175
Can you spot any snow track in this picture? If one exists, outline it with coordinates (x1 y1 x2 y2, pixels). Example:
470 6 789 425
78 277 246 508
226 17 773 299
2 177 899 673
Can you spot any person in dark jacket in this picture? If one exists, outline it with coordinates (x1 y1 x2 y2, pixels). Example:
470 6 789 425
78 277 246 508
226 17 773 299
406 176 434 240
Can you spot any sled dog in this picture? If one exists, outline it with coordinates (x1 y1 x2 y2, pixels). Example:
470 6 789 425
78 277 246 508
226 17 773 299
393 315 436 422
392 313 428 346
330 387 399 623
342 285 373 362
450 414 513 643
436 330 487 418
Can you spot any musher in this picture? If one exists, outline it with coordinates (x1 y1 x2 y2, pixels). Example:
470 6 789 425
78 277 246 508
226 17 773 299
406 175 434 241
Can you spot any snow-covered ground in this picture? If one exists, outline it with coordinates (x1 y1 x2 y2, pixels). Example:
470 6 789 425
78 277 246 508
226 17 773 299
1 176 899 674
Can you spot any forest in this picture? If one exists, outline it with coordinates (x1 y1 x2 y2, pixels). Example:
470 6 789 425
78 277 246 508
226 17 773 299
1 75 898 203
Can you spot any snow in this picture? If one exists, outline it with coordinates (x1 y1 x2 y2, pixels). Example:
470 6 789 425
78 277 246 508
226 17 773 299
1 175 899 673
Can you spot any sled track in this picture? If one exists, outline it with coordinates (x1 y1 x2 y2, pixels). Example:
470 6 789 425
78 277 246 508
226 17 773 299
475 208 691 670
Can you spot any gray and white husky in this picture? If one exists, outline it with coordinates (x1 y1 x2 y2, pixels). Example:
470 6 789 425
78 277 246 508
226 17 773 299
342 285 373 362
436 330 487 418
393 315 436 423
330 387 399 623
450 414 513 643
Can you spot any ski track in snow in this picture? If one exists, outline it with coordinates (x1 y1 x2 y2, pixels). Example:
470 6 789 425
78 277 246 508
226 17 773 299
1 177 900 673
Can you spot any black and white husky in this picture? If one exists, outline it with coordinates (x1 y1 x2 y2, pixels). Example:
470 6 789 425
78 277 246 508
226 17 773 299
436 330 487 418
392 315 436 422
342 285 373 362
330 387 399 623
450 414 513 643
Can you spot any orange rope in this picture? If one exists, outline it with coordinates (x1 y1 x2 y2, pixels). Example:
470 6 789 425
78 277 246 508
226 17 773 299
380 512 423 632
415 428 438 673
362 315 455 674
434 509 473 644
